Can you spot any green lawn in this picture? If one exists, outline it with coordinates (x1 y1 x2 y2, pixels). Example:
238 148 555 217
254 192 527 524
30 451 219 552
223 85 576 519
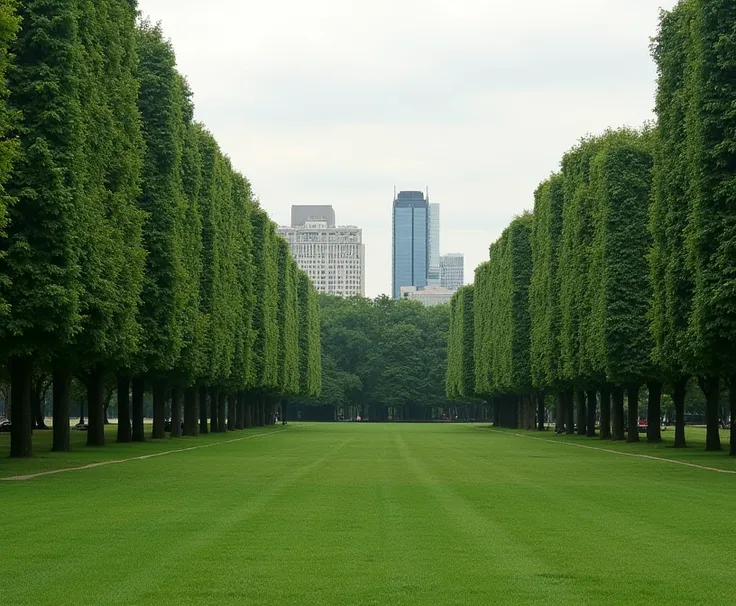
2 423 735 605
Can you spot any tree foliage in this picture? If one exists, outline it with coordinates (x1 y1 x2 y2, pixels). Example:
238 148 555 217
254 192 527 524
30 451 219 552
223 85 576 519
0 0 18 318
446 285 475 399
300 296 452 420
529 175 564 390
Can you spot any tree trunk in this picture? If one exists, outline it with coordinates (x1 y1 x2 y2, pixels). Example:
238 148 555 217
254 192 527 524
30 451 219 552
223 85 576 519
209 387 220 432
612 386 625 441
576 390 586 436
9 356 33 458
672 377 687 448
131 376 145 442
729 378 736 457
586 390 596 437
599 387 611 440
627 384 640 443
259 395 266 426
646 380 662 443
151 378 167 439
282 400 288 425
171 386 183 438
79 398 85 425
103 392 111 425
227 392 236 431
235 392 244 430
699 375 721 451
86 365 105 447
244 396 253 428
565 390 574 435
52 366 72 452
555 392 564 433
31 380 47 429
199 384 209 434
537 392 545 431
116 375 131 443
219 391 227 432
184 385 199 437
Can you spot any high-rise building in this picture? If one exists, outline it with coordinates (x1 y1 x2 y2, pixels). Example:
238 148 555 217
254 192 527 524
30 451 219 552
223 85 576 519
392 190 429 299
278 215 364 298
291 205 336 228
440 253 464 292
428 203 440 285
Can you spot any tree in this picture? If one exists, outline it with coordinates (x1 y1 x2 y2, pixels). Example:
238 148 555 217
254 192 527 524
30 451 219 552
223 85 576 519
0 0 19 319
248 208 279 425
684 0 736 453
135 21 188 439
588 128 656 443
473 261 494 398
174 98 205 437
446 285 475 400
276 239 299 397
650 1 695 449
227 172 255 429
558 137 605 437
2 0 84 457
73 0 146 448
529 175 566 431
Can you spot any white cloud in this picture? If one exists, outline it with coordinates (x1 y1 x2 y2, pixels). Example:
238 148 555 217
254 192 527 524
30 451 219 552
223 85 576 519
139 0 679 296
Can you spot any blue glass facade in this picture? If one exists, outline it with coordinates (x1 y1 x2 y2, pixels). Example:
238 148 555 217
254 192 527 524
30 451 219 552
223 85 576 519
392 191 429 299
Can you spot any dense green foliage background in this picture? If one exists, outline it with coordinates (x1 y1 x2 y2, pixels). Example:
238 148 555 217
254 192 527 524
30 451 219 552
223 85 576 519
292 295 478 421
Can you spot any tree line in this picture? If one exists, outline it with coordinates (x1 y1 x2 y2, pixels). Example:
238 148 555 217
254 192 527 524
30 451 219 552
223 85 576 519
0 0 321 458
292 295 482 422
446 0 736 455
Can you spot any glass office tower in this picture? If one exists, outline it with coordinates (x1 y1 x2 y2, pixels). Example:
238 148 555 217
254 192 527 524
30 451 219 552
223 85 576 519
392 191 429 299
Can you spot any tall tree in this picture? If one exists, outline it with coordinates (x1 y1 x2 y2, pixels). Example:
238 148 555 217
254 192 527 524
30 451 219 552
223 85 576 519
175 107 206 436
473 261 494 398
0 0 19 320
446 285 475 400
248 209 280 425
2 0 84 457
73 0 146 448
684 0 736 453
227 171 255 428
276 240 300 398
650 1 695 449
529 175 565 426
588 128 656 443
135 21 188 439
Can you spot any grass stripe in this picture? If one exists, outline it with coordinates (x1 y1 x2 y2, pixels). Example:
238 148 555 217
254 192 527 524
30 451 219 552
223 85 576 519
484 427 736 475
0 428 285 482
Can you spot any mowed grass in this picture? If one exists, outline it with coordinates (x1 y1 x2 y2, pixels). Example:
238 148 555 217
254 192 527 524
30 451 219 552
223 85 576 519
2 423 735 605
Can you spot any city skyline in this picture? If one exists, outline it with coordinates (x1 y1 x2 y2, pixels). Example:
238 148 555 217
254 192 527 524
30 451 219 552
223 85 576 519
280 197 465 300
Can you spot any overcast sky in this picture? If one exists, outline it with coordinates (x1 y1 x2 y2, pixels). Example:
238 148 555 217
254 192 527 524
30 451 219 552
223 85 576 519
138 0 677 297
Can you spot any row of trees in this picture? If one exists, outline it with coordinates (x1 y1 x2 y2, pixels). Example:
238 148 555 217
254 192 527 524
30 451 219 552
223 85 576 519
0 1 321 457
447 0 736 454
293 295 482 422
